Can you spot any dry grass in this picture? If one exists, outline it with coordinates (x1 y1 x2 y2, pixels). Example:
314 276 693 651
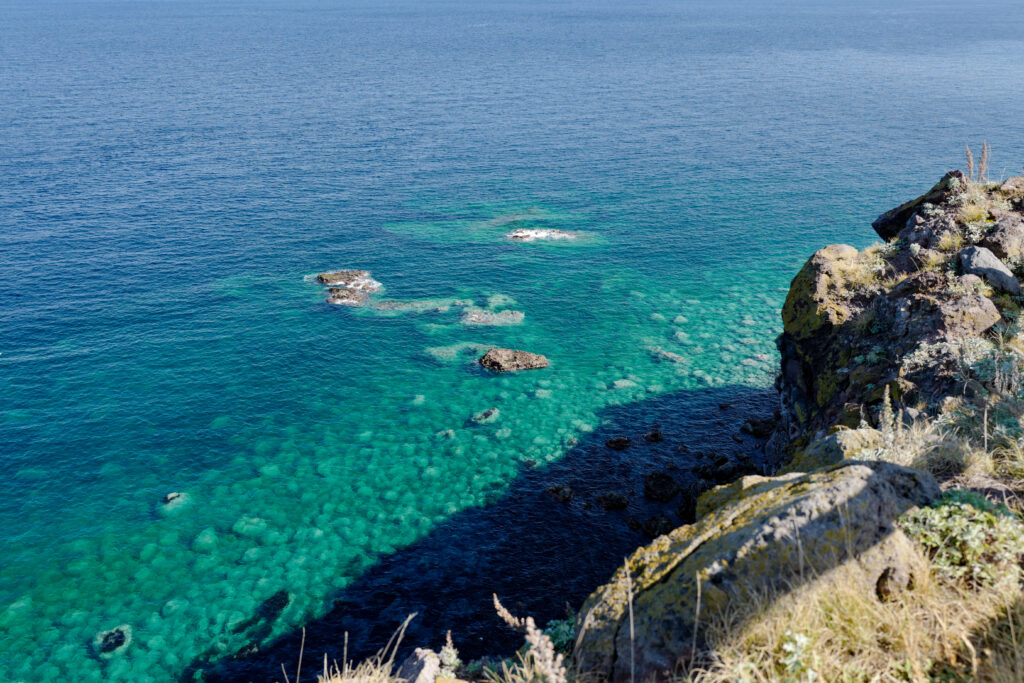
281 615 414 683
688 546 1022 683
959 202 990 225
936 230 964 253
488 595 569 683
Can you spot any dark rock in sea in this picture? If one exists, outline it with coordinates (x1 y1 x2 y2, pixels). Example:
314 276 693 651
472 408 500 424
718 402 731 410
93 625 131 658
326 287 370 306
316 270 382 291
642 428 663 442
479 348 549 372
164 492 183 504
641 515 675 539
642 472 680 503
712 458 738 483
545 485 574 503
959 245 1021 294
604 437 630 450
871 170 966 240
740 417 775 439
595 492 629 511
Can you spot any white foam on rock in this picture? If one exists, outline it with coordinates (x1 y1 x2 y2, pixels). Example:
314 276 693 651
506 228 581 242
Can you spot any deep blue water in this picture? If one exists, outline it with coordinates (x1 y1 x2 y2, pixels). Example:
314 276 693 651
2 0 1024 680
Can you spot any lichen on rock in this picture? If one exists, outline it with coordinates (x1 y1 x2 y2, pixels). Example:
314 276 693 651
573 461 940 681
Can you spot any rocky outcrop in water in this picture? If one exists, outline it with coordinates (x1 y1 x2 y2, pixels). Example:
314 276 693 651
326 287 370 306
314 269 382 306
316 269 382 290
479 348 549 372
507 228 581 242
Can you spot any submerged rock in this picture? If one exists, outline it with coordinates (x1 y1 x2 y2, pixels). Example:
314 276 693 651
959 245 1021 294
546 485 575 503
472 407 500 424
93 625 132 658
642 472 680 502
595 492 629 511
479 348 549 372
574 461 940 681
460 309 525 326
641 515 675 539
315 270 382 291
604 437 630 450
507 228 580 242
740 417 775 439
642 428 663 442
646 345 687 364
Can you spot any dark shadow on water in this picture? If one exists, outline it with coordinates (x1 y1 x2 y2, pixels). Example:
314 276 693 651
184 384 778 682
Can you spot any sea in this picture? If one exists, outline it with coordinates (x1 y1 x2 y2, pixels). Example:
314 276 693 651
2 0 1024 680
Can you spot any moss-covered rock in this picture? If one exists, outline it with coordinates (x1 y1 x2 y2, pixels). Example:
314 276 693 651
573 461 940 682
781 244 858 341
780 428 884 474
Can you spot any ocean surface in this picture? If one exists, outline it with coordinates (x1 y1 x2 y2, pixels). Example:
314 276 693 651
3 0 1024 680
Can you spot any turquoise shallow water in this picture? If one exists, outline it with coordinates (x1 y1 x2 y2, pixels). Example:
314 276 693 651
3 0 1024 680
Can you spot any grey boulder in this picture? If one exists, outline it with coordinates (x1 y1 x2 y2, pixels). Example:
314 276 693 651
959 245 1020 294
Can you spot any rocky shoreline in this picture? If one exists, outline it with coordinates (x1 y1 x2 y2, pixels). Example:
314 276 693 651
197 171 1024 682
391 170 1024 681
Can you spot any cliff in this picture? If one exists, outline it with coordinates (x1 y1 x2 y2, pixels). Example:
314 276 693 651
571 171 1024 682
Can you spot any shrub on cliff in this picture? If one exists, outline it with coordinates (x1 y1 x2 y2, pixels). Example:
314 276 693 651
899 491 1024 588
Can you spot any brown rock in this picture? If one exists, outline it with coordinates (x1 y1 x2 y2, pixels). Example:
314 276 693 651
872 170 966 241
326 287 369 306
316 270 382 290
1000 176 1024 194
479 348 549 372
980 216 1024 262
605 437 630 451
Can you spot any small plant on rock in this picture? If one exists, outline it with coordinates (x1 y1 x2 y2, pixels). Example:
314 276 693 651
439 631 463 679
488 595 568 683
900 491 1024 588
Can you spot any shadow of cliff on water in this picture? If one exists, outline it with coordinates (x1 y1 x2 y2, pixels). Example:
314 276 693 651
183 384 777 682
